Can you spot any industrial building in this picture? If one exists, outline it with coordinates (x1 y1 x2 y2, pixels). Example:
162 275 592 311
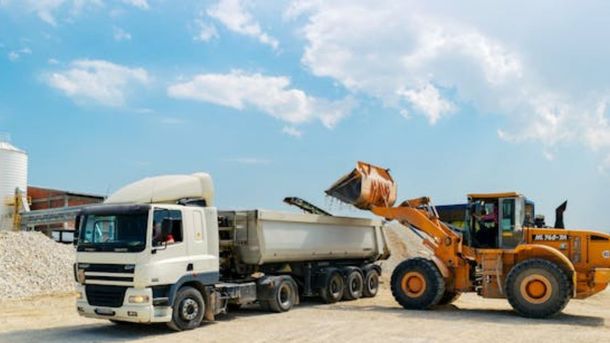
0 134 104 242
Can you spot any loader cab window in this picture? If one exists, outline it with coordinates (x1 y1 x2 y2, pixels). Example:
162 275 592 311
500 199 515 233
152 209 183 246
468 200 498 248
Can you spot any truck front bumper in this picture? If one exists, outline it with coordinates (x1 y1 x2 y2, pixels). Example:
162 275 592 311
75 285 172 324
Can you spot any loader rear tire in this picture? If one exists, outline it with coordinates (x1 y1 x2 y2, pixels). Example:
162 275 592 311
391 258 445 310
437 290 461 306
505 259 571 318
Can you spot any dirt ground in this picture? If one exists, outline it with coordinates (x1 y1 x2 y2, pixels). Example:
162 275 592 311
1 286 609 343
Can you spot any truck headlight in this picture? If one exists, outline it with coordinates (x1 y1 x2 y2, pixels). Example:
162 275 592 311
76 291 84 300
128 295 150 304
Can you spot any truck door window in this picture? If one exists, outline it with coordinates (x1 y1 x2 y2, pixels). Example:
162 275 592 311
152 209 183 246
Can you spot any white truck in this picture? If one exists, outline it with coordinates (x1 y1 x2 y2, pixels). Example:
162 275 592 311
73 173 390 331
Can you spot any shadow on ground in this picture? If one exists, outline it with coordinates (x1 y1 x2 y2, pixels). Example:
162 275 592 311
324 302 606 327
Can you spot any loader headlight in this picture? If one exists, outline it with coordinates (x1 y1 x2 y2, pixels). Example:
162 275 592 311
128 295 150 304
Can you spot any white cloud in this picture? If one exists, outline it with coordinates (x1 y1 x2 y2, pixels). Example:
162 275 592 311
160 117 185 125
113 26 132 41
167 70 352 128
207 0 278 50
599 154 610 174
194 17 218 42
7 51 19 61
282 126 303 138
48 58 59 64
288 0 610 163
122 0 149 10
2 0 103 26
397 83 454 124
7 47 31 62
46 59 150 106
225 157 270 165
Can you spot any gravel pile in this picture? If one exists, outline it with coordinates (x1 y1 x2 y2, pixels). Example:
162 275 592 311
380 223 427 283
0 231 75 299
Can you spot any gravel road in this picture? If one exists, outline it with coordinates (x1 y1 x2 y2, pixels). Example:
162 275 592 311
1 287 608 343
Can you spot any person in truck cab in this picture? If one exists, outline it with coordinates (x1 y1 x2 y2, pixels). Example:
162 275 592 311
153 221 175 246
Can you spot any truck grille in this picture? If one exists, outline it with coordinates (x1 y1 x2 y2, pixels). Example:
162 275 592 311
86 285 127 308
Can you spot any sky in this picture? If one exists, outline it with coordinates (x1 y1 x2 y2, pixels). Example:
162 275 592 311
1 0 609 231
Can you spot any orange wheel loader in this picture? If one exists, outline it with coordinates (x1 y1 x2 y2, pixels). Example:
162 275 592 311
326 161 610 318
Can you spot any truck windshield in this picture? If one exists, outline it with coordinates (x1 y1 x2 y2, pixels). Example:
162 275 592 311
78 213 148 252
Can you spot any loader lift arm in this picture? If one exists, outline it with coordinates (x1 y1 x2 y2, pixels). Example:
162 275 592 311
370 197 473 269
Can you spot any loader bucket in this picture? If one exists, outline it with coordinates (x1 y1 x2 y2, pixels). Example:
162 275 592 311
326 161 397 209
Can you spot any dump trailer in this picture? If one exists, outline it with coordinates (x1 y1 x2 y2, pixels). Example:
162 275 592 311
73 173 389 331
327 161 610 318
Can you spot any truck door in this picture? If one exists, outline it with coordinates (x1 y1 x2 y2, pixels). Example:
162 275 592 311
150 208 189 284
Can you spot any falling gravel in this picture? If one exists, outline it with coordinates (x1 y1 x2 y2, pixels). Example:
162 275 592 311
0 231 75 299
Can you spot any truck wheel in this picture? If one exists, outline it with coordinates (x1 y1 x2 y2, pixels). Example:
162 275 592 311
167 286 205 331
391 258 445 310
319 270 344 304
342 268 364 300
362 268 380 298
267 277 298 313
437 290 461 306
505 259 571 318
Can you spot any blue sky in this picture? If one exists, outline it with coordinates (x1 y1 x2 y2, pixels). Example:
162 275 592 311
1 0 610 231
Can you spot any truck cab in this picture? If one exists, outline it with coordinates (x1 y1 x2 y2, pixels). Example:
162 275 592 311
75 202 220 326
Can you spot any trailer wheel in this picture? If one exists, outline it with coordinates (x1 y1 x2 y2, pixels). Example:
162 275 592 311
342 268 364 300
167 286 205 331
391 258 445 310
319 270 344 304
267 277 298 313
362 268 380 298
505 259 571 318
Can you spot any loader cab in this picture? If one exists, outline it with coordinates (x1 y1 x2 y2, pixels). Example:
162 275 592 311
465 193 531 249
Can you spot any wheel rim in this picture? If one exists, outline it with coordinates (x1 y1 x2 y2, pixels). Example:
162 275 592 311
401 272 426 298
520 274 552 304
180 298 200 321
350 275 362 293
368 274 378 292
278 283 292 308
330 276 342 298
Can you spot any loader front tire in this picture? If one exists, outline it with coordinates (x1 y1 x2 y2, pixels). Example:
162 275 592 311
391 258 445 310
505 259 571 318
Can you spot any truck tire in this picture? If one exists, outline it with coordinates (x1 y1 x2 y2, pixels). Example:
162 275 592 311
390 258 445 310
505 259 571 318
319 270 344 304
362 268 380 298
342 268 364 300
437 290 461 306
267 277 298 313
167 286 205 331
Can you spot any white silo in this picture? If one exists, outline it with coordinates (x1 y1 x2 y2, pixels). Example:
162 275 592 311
0 134 28 230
